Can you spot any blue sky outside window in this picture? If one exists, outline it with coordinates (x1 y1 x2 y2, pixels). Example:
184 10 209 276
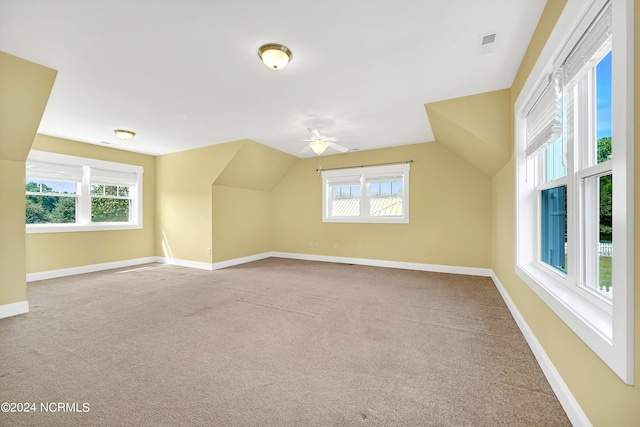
596 51 612 142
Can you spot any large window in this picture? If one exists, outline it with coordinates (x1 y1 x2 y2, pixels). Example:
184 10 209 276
26 151 143 233
515 0 633 383
322 163 410 223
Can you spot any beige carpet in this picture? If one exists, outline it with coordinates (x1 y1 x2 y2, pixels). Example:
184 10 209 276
0 258 570 426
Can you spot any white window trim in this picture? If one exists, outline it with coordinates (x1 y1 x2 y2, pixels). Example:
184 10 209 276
515 0 634 384
26 151 144 233
322 164 410 224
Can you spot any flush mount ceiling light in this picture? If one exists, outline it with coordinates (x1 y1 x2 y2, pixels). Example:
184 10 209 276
309 140 329 155
258 43 292 69
114 129 136 140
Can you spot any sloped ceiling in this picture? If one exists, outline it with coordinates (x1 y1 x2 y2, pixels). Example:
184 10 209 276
0 51 57 161
214 140 298 191
425 89 511 177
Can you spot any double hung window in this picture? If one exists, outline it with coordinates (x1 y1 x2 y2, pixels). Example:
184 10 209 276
322 164 409 223
26 151 143 233
515 0 633 383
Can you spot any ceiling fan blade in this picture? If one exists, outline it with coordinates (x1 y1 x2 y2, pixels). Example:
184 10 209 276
307 127 321 138
298 144 312 154
327 141 349 153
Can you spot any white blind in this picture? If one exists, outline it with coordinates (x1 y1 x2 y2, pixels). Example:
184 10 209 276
364 174 403 184
324 175 361 187
525 72 563 157
90 168 138 186
25 160 84 183
563 3 612 84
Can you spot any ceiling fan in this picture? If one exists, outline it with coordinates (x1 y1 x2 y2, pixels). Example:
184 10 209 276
299 127 349 155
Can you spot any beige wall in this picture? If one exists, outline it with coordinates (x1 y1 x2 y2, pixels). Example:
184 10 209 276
212 185 272 262
0 160 28 304
0 52 56 307
272 142 492 268
155 140 243 264
155 139 296 264
492 0 640 425
26 135 157 273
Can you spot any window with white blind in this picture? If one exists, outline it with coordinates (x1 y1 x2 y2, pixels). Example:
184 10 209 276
515 0 634 383
26 151 143 233
321 164 409 223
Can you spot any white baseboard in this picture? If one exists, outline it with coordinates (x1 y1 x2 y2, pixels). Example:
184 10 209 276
28 252 492 280
490 272 591 427
0 300 29 319
211 252 272 270
26 257 158 282
153 256 214 271
270 252 493 277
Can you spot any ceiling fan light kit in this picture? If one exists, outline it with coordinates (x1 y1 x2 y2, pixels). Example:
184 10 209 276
258 43 292 69
300 127 349 155
309 140 329 155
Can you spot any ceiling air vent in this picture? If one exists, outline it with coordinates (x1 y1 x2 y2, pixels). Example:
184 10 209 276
482 33 496 45
480 33 497 54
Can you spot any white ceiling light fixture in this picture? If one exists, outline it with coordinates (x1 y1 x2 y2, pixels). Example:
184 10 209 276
309 140 329 155
258 43 292 70
114 129 136 140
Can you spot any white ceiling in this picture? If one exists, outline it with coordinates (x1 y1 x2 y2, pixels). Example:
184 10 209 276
0 0 546 157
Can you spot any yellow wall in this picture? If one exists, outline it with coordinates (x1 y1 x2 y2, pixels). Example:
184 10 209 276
212 185 272 262
155 140 243 263
155 139 296 264
0 52 56 307
492 0 640 425
272 143 492 268
0 160 28 304
25 135 157 273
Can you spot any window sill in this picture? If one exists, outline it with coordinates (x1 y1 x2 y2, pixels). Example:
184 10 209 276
26 223 143 234
516 262 613 348
322 217 409 224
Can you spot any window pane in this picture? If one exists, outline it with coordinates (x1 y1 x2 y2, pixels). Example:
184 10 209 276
369 183 379 196
331 185 360 198
90 184 104 195
26 179 41 193
369 197 402 217
598 174 612 295
540 186 567 273
26 179 77 195
26 195 76 224
596 51 612 163
369 181 403 197
118 186 130 197
331 199 359 217
543 138 566 182
582 173 613 297
105 185 118 196
91 198 130 222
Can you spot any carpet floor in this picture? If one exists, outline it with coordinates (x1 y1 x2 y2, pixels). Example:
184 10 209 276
0 258 571 426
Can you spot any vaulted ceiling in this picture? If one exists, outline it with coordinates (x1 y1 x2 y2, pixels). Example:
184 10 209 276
0 0 546 157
